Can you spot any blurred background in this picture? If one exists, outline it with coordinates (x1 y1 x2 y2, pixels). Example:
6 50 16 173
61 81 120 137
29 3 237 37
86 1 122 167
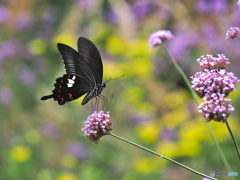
1 0 240 179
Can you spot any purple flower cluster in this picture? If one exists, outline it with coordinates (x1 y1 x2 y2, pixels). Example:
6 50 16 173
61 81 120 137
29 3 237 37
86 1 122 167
225 27 240 39
148 30 174 49
81 111 113 143
191 69 238 98
191 54 239 122
199 97 234 122
196 54 230 70
195 0 227 14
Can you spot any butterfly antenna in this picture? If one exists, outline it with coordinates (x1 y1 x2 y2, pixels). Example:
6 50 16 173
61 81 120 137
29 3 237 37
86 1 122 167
104 74 125 83
90 99 94 113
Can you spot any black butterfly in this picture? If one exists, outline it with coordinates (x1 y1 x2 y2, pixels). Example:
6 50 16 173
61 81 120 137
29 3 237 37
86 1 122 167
41 37 106 105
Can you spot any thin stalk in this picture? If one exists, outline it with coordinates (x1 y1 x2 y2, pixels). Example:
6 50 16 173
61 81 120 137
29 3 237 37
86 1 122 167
162 44 199 104
226 121 240 159
109 133 218 180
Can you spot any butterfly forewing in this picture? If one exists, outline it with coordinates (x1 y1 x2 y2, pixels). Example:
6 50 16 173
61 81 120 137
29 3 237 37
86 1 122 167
77 37 103 84
57 43 87 79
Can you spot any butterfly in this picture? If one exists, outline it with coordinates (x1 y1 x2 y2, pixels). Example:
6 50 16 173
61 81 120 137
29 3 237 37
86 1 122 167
41 37 106 106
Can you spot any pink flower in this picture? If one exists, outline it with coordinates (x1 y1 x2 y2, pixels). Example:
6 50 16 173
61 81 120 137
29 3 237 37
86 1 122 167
225 27 240 39
191 69 239 98
198 97 234 122
81 111 113 143
191 54 239 122
196 54 230 70
148 30 174 49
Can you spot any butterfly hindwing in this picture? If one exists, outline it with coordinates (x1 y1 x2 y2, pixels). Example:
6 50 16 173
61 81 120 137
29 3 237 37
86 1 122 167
41 74 91 105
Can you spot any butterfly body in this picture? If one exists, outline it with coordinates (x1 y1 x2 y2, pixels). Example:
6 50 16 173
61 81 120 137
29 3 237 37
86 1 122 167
41 37 105 105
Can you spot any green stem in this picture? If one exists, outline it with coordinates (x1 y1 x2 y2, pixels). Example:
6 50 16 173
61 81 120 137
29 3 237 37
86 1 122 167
109 133 218 180
162 44 236 177
163 44 199 104
205 122 233 171
226 121 240 159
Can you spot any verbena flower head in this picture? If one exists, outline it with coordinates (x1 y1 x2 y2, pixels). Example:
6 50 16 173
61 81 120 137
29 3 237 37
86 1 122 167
81 111 113 143
148 30 174 49
191 54 239 122
198 98 234 122
196 54 230 70
191 69 239 98
225 27 240 39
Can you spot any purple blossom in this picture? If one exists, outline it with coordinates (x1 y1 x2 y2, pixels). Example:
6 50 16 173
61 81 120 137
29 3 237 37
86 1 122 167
103 9 117 25
161 127 177 141
15 13 32 30
191 54 239 122
225 27 240 39
0 40 18 62
238 0 240 8
191 69 239 98
195 0 227 14
167 26 198 61
41 121 59 138
148 30 174 49
66 142 89 159
196 54 230 70
198 98 234 122
0 6 10 24
81 111 113 143
75 0 95 9
132 1 152 21
0 87 13 105
18 67 36 86
201 23 217 40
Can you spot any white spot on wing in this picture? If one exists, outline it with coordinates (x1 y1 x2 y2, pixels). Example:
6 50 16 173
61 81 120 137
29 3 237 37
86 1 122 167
67 76 75 87
68 79 75 84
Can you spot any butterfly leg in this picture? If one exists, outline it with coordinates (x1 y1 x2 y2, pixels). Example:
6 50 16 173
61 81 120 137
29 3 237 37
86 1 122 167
98 94 109 111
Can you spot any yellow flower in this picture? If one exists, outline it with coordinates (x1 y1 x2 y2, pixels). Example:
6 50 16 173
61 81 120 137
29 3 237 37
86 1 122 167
163 90 189 109
177 140 201 157
61 155 77 168
106 35 125 55
130 57 151 77
125 39 151 58
136 122 159 143
126 86 144 104
56 174 77 180
157 141 178 158
133 157 159 174
10 145 31 162
28 38 46 55
52 33 76 49
104 62 124 79
162 109 189 128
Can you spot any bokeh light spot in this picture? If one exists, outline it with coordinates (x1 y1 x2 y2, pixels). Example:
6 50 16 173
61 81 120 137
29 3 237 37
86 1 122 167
10 145 31 162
